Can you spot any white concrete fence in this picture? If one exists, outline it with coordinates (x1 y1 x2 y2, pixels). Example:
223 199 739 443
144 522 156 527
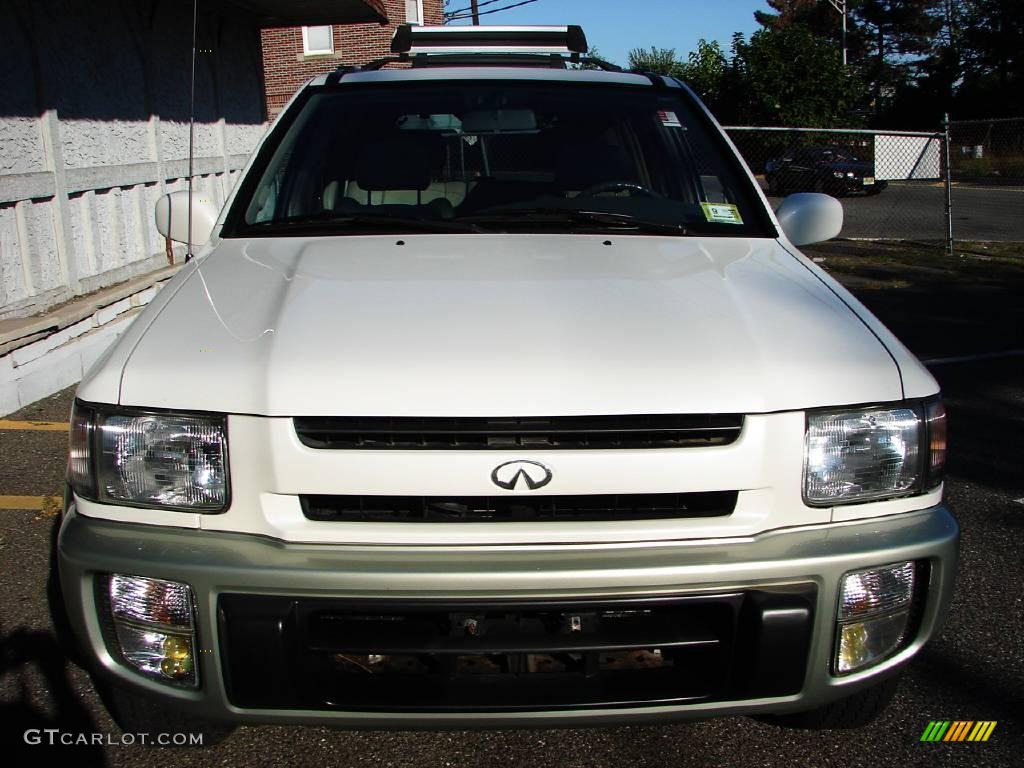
0 110 262 320
0 0 270 414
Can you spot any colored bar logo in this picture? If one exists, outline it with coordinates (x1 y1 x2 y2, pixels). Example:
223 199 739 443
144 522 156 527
920 721 997 742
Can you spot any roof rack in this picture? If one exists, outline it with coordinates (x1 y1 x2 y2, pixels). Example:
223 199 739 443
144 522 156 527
326 25 625 83
390 24 588 57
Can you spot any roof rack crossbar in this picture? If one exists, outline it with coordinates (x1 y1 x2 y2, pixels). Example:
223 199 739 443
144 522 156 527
391 24 588 56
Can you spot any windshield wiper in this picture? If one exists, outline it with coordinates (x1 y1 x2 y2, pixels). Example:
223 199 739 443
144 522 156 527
246 212 486 234
463 207 689 235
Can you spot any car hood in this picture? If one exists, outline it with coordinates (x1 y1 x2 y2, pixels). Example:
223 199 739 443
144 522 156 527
117 235 903 415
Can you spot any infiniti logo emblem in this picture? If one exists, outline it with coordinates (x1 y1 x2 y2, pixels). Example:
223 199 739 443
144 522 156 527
490 460 553 491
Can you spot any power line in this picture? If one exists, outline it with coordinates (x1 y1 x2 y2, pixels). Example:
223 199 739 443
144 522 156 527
446 0 541 22
444 0 515 21
444 0 516 19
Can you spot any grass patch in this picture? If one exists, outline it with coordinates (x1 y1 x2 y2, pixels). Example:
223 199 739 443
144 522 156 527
801 240 1024 290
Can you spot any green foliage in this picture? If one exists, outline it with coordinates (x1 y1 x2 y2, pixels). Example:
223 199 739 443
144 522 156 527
954 0 1024 117
753 0 1024 121
725 25 867 127
569 45 608 71
637 28 865 127
626 47 684 77
677 40 728 104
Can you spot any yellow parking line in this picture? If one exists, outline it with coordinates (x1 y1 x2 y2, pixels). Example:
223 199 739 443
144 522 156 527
0 495 49 510
0 495 63 515
0 419 69 431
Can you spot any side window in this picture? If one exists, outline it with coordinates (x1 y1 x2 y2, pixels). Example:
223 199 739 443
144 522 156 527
302 26 334 56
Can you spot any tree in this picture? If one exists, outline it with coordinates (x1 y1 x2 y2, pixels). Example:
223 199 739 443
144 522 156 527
955 0 1024 116
626 47 684 77
629 28 864 127
569 46 608 70
755 0 871 62
725 25 867 126
755 0 820 29
677 40 729 108
854 0 944 108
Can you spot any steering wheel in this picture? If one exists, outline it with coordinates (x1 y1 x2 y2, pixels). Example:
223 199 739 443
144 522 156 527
576 180 658 198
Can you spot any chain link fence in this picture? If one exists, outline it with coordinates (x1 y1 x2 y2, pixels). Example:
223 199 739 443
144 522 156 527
724 126 951 246
950 118 1024 182
946 118 1024 243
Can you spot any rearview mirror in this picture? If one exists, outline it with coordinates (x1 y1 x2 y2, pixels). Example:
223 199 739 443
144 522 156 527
775 193 843 246
460 109 537 134
155 191 219 246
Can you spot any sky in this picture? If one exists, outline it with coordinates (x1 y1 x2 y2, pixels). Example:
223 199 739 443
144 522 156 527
445 0 777 68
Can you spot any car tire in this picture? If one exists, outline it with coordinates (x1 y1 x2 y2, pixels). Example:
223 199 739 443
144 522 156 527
99 684 235 747
754 675 900 730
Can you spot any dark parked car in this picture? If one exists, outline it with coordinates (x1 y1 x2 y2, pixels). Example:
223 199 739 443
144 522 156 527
765 146 887 197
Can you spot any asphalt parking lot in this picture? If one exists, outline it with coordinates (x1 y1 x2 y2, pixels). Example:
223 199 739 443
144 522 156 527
1 242 1022 766
765 181 1024 242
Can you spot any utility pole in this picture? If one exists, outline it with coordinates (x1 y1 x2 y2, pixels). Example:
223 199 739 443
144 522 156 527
826 0 848 66
471 0 480 24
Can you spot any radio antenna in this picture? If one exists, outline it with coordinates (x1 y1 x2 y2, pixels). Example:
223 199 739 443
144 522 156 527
186 0 198 261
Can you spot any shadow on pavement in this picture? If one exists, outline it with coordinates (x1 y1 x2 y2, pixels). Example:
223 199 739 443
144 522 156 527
0 624 106 764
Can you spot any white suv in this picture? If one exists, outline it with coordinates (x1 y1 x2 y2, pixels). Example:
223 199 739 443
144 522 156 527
56 25 957 741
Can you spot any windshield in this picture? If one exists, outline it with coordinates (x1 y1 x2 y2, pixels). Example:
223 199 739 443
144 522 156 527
224 81 775 237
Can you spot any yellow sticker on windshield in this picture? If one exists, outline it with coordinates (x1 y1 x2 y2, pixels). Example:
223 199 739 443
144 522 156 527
701 203 743 224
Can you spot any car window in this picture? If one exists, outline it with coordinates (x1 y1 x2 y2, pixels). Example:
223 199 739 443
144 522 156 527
225 82 774 237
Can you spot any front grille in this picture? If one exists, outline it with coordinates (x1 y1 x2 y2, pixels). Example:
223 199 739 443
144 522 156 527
219 590 815 712
301 491 737 523
293 414 743 450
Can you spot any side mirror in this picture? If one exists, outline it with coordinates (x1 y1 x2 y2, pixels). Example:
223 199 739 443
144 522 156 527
155 191 219 246
775 193 843 246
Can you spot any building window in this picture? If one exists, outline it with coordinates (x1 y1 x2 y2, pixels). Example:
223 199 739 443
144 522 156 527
405 0 424 25
302 25 334 55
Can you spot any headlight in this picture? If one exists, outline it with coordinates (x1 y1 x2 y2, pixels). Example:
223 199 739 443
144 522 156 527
803 399 946 506
68 401 228 511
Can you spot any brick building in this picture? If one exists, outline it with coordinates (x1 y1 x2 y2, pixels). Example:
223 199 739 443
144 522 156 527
260 0 445 117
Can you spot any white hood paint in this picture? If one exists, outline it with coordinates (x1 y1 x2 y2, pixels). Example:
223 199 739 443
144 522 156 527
117 234 905 416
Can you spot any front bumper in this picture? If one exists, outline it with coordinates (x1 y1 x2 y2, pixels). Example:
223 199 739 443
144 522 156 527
58 504 958 728
833 177 887 195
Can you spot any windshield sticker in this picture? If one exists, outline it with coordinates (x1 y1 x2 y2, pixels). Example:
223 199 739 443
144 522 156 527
701 202 744 224
657 110 683 128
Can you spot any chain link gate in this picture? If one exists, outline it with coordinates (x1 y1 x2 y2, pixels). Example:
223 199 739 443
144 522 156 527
947 118 1024 244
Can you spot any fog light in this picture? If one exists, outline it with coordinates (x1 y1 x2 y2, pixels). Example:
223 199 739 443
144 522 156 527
836 613 910 674
834 561 916 675
108 574 198 685
113 623 196 683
